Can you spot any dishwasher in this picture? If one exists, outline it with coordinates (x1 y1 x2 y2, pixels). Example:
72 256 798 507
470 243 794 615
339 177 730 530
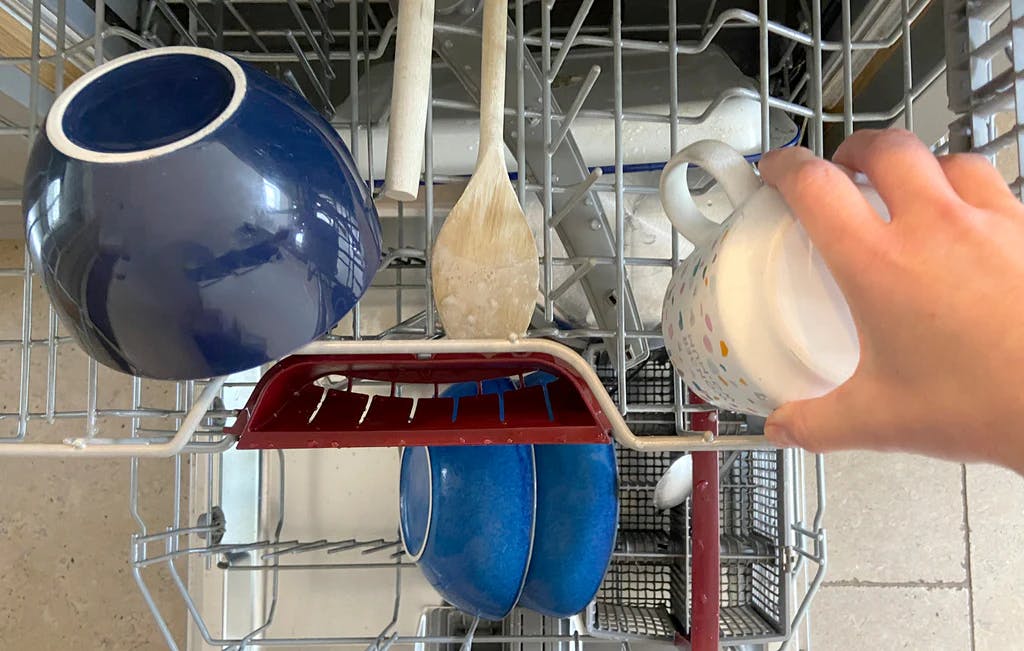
0 0 1011 649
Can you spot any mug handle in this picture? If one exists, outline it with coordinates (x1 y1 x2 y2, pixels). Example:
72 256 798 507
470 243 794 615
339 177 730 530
659 140 763 245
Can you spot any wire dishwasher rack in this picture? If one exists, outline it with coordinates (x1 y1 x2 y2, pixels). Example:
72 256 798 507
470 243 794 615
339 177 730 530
0 0 1012 648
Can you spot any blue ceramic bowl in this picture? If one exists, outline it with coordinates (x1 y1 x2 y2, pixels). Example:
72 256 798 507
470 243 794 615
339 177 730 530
400 444 536 621
433 377 618 618
23 46 382 380
517 375 618 617
519 441 618 617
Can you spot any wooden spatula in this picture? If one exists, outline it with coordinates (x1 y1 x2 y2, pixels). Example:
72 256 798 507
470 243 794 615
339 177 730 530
430 0 538 339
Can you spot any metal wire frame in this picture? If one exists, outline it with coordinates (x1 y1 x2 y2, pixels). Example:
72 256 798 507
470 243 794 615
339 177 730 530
126 442 804 647
129 446 623 649
0 0 955 456
943 0 1024 197
125 353 815 648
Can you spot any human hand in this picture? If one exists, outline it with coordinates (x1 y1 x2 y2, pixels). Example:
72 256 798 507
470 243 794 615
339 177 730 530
758 129 1024 472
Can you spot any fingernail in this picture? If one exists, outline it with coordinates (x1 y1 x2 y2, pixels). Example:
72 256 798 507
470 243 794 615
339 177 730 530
764 423 795 448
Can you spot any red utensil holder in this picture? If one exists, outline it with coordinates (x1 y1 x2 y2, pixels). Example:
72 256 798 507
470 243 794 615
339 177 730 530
228 350 614 449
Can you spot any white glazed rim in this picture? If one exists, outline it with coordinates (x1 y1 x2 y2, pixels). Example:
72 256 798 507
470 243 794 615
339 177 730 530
398 447 432 563
46 46 246 164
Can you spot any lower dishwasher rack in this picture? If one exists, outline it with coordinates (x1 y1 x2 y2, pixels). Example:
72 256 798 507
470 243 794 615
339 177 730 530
152 445 819 650
128 353 826 650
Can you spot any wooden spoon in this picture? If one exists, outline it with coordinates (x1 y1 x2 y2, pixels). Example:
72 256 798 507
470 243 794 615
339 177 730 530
430 0 538 339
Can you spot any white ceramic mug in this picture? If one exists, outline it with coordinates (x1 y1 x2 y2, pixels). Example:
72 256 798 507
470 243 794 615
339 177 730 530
659 140 887 416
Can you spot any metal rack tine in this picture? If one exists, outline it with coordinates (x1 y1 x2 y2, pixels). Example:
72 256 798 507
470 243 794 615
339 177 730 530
283 68 310 100
179 0 219 44
308 0 336 44
286 30 335 114
371 631 400 651
548 65 601 154
361 540 402 555
548 168 603 229
286 0 335 78
261 539 330 558
550 258 596 302
224 0 271 52
326 537 387 554
322 537 357 552
548 0 595 79
154 0 198 46
459 616 481 651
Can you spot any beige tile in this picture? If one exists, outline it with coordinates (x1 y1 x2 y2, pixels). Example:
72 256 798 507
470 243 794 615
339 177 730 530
0 240 52 342
811 586 970 650
0 457 183 649
0 236 187 648
965 463 1024 650
806 451 966 583
0 238 23 266
994 112 1020 184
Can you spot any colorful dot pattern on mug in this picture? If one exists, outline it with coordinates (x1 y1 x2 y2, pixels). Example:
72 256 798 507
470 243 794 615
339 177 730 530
662 226 771 414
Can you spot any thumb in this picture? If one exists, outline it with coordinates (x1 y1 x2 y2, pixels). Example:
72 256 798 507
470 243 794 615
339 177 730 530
764 383 866 452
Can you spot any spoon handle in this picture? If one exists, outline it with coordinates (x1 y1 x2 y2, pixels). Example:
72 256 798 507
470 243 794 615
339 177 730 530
383 0 435 202
478 0 507 160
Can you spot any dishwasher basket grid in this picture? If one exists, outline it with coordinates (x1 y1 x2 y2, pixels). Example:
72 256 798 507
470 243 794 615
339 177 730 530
590 447 792 645
0 0 1010 648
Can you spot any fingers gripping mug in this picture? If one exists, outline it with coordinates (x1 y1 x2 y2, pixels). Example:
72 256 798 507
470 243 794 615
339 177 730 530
659 140 887 416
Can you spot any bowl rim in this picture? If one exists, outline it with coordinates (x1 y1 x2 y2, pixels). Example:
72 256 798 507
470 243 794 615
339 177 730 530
398 446 432 562
45 46 246 165
516 445 538 608
398 443 538 618
520 442 618 616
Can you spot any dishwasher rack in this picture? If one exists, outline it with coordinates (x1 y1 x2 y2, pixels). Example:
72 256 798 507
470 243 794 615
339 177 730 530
0 0 1013 649
132 351 817 650
2 0 1002 456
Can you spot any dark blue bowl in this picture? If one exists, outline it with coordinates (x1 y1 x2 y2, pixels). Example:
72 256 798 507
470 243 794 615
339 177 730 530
23 47 382 379
400 445 535 621
519 441 618 617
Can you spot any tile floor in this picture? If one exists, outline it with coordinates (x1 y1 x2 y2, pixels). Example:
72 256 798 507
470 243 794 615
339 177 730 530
804 451 1024 650
0 227 1021 651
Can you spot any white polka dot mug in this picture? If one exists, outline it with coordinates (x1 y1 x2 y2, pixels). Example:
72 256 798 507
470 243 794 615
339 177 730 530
659 140 887 416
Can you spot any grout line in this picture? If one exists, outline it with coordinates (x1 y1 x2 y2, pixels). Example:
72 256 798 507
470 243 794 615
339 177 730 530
821 579 967 590
961 463 977 651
